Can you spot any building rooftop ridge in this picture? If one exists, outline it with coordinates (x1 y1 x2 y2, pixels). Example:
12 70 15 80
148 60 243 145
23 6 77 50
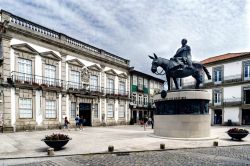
0 9 129 64
201 52 250 64
130 68 165 82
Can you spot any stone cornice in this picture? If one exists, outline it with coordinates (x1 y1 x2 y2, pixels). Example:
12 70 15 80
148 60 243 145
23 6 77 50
0 10 130 70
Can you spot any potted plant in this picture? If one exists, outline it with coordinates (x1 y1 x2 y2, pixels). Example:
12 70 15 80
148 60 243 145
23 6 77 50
227 128 249 140
41 133 71 149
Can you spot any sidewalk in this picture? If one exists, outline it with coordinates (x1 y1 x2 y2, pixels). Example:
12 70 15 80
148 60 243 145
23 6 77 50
0 125 250 159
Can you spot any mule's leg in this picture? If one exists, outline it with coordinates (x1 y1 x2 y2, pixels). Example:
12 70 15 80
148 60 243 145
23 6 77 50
167 76 171 91
192 72 201 89
173 77 179 90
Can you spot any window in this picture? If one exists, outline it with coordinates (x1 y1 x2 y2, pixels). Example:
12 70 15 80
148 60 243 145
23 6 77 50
119 81 125 95
138 94 143 105
133 75 137 85
144 95 148 105
118 105 125 118
144 79 148 88
18 58 32 81
150 81 154 89
93 104 99 118
45 100 56 118
154 81 157 89
45 65 56 85
19 98 32 118
107 104 114 118
107 78 114 94
70 70 80 88
138 77 143 91
90 75 98 91
214 67 222 83
214 90 222 105
71 102 76 119
244 63 250 80
132 93 137 104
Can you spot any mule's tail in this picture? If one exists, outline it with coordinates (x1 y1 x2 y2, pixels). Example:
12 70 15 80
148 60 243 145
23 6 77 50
202 65 211 80
203 65 211 80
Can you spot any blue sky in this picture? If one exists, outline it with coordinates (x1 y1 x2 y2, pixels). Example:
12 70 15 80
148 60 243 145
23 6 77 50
0 0 249 74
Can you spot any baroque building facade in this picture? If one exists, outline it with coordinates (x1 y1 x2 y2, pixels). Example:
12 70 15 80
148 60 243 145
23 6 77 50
129 69 164 123
181 52 250 126
0 10 130 132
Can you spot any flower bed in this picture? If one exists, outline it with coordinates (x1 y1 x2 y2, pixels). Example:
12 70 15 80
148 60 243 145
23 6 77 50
42 133 71 149
227 128 249 140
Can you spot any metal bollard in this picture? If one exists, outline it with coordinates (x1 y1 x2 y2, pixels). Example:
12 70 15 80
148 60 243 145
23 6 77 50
160 143 165 150
213 141 218 147
47 148 54 156
108 145 114 152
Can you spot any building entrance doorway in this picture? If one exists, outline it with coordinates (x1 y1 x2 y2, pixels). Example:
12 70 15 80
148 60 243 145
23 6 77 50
242 109 250 125
214 109 222 125
79 103 91 126
132 110 137 123
244 89 250 104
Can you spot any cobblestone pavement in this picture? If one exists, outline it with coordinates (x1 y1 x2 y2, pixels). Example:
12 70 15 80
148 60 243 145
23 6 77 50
2 145 250 166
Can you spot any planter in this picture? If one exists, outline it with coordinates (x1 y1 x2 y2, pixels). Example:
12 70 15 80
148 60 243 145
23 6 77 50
42 139 71 149
226 132 249 140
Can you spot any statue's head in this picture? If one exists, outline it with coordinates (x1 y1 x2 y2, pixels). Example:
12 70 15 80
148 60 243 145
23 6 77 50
149 53 160 73
181 38 187 46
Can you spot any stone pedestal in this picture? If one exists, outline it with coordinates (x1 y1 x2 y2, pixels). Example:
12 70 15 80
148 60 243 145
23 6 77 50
153 90 211 138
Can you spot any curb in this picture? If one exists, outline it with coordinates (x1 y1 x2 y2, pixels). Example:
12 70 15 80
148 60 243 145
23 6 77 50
1 144 250 160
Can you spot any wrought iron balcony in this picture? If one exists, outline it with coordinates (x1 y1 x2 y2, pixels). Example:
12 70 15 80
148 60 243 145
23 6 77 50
10 71 63 91
66 81 105 96
223 98 242 106
105 88 129 98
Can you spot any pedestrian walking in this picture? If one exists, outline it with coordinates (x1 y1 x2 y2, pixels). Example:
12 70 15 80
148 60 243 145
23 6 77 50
64 117 70 130
75 114 80 129
79 116 84 131
148 117 152 126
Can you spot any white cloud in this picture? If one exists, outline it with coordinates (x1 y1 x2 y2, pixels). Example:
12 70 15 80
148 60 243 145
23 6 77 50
0 0 248 75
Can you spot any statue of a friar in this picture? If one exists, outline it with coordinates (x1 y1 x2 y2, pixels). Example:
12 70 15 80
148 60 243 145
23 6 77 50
172 38 192 69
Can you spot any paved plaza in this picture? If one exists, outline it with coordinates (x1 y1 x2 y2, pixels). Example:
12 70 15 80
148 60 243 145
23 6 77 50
2 145 250 166
1 125 250 165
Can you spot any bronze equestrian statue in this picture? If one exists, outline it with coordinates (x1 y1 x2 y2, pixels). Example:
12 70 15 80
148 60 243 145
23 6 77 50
149 39 211 90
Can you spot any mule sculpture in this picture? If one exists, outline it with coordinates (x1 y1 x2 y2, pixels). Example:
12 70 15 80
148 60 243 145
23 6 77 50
149 53 211 90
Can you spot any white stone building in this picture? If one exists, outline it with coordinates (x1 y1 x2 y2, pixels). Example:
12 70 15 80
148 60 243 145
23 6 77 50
0 10 131 132
182 52 250 125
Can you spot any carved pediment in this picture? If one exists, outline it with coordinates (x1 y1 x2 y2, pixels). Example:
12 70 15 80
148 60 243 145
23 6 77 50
66 59 84 67
105 69 118 76
40 51 62 61
11 43 39 54
87 64 102 72
118 73 128 78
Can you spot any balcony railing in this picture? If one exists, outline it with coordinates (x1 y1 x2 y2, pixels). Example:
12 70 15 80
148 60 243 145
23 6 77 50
105 88 129 98
10 72 129 97
223 98 242 106
66 81 104 95
11 71 63 88
130 101 155 108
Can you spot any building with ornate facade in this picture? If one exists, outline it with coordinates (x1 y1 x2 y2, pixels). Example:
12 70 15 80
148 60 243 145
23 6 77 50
0 10 131 132
182 52 250 126
129 69 164 123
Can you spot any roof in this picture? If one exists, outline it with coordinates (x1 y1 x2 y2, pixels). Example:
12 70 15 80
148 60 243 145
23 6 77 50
0 9 129 65
130 68 165 83
201 52 250 65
